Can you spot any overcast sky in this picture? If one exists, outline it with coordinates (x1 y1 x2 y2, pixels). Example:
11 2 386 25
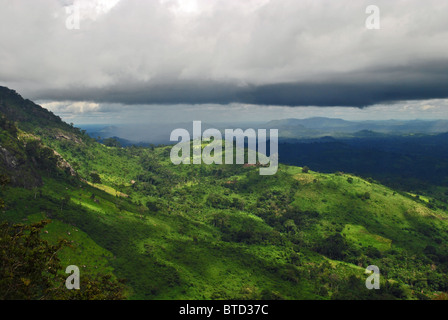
1 0 447 124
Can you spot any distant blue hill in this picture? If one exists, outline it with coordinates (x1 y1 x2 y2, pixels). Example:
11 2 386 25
78 117 448 145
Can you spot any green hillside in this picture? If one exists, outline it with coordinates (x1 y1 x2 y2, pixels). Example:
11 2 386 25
1 87 448 300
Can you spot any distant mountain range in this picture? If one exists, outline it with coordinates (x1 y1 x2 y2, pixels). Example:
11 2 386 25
266 117 448 138
81 117 448 145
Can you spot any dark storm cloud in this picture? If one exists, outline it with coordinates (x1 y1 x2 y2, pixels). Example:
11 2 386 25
1 0 448 108
33 59 448 107
243 59 448 107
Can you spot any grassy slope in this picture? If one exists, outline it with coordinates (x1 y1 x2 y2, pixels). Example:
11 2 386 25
3 132 448 299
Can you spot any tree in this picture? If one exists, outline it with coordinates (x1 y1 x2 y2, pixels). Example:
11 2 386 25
103 137 121 148
146 199 162 212
207 193 230 209
0 174 9 209
316 234 349 260
361 192 371 201
0 220 127 300
284 219 297 234
90 172 101 185
210 212 229 230
0 220 66 299
60 194 71 213
302 166 310 173
231 197 245 210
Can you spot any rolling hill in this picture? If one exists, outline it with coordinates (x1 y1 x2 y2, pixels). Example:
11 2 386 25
1 86 448 300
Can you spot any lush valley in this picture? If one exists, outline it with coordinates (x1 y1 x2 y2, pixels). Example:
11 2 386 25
1 86 448 300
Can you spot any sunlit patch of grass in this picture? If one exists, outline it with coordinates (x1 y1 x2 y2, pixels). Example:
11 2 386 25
342 224 392 251
27 212 116 277
85 181 128 198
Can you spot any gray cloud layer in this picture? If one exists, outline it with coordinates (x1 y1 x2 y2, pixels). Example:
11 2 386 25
1 0 447 107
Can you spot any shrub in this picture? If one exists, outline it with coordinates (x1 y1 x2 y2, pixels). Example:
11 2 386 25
315 234 349 260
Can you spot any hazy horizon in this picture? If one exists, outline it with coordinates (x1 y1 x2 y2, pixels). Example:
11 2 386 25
41 99 448 126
